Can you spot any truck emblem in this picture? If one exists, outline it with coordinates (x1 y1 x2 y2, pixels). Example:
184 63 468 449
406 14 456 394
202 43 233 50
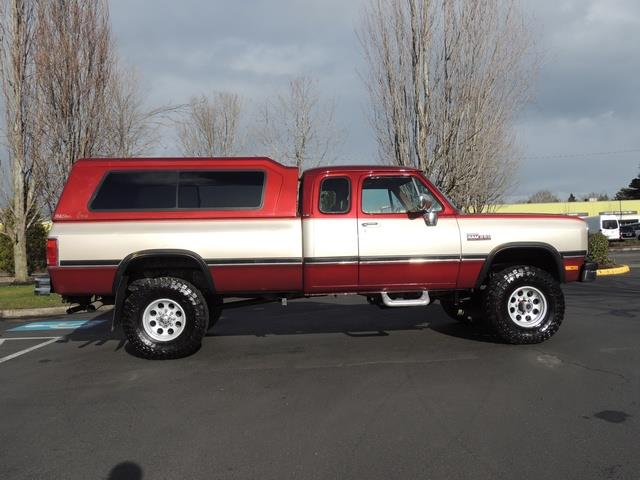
467 233 491 241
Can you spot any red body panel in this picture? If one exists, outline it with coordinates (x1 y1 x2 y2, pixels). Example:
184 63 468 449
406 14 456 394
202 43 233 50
210 265 303 294
457 261 485 289
358 261 460 290
562 257 585 283
49 267 116 296
304 264 359 293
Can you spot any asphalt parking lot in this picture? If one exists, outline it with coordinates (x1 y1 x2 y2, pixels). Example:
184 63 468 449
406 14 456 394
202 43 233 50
1 252 639 480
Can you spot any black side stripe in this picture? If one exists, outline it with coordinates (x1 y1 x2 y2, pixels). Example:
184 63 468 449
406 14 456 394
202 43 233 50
304 256 359 264
360 254 461 262
61 255 492 267
205 258 302 265
60 260 120 267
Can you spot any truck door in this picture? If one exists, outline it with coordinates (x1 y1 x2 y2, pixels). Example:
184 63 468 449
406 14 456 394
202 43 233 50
357 174 460 289
302 174 360 293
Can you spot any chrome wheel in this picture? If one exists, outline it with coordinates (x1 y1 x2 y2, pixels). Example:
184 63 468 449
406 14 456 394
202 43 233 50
507 286 547 328
142 298 186 342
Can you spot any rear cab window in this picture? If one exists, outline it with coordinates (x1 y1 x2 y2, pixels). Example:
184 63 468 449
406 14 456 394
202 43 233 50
319 177 351 214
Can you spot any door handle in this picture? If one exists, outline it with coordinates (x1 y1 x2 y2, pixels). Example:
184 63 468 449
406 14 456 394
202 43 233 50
361 222 379 227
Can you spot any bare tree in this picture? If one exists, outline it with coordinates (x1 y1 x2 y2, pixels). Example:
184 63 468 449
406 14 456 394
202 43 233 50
100 64 181 158
0 0 39 282
177 92 242 157
34 0 114 212
358 0 535 211
255 76 342 169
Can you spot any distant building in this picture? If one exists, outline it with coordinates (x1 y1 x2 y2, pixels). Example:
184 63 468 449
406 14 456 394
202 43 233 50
494 199 640 217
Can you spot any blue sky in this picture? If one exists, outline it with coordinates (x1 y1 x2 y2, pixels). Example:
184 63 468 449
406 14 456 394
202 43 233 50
110 0 640 201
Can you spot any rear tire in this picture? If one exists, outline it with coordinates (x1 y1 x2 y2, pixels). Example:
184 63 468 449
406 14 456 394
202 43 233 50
122 276 209 359
483 266 564 344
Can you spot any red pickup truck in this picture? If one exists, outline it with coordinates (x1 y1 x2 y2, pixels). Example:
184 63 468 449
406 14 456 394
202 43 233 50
41 157 595 359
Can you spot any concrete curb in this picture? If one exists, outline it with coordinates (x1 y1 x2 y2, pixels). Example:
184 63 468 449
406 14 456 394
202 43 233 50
0 306 69 320
610 247 640 252
597 265 631 276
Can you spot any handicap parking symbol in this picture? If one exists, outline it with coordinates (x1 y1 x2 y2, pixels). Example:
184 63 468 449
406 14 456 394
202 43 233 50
9 320 107 332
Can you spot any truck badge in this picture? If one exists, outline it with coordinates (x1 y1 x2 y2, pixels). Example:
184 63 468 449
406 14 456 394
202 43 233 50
467 233 491 241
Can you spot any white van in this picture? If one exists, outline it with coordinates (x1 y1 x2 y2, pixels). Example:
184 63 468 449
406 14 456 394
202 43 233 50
584 215 620 241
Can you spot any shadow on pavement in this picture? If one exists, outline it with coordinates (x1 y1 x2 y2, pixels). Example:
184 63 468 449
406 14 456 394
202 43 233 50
107 461 143 480
57 301 500 354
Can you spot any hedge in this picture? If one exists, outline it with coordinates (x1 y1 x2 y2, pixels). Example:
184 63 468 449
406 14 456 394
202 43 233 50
587 232 612 267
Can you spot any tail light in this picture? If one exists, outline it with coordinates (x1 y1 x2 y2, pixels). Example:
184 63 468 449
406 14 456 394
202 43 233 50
46 238 58 267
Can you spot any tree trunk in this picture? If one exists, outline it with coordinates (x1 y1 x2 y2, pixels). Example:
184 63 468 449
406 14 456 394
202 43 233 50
13 229 29 283
12 141 29 283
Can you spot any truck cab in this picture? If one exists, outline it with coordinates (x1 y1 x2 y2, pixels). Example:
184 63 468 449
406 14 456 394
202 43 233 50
300 166 461 294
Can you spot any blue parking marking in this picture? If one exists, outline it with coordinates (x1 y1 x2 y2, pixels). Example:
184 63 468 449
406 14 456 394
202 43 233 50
8 320 107 332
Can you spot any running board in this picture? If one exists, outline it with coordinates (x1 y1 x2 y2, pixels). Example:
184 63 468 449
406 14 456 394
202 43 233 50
380 291 431 307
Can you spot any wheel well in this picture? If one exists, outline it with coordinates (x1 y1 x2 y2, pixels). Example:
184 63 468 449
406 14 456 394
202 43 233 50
122 256 214 299
479 247 563 287
110 251 219 330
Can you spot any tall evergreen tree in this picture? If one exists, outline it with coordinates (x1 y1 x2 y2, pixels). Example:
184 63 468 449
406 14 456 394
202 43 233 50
615 169 640 200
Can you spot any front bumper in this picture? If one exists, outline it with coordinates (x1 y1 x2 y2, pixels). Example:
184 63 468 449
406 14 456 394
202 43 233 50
34 275 51 295
580 261 597 282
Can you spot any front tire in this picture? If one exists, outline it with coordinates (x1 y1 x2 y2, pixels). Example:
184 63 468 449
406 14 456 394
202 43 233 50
483 266 564 344
122 277 209 359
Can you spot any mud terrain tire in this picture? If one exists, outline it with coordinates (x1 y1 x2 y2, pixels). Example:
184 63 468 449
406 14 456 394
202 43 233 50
484 266 564 344
122 277 209 359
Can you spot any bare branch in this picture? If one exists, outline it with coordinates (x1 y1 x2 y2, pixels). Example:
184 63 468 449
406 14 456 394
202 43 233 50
100 64 183 158
34 0 115 213
0 0 40 281
177 92 242 157
358 0 536 211
254 75 344 169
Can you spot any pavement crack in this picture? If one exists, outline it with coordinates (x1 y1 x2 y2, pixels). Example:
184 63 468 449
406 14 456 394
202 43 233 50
530 347 629 384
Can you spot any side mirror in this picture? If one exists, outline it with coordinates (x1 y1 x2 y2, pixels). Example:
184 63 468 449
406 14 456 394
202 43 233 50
424 210 438 227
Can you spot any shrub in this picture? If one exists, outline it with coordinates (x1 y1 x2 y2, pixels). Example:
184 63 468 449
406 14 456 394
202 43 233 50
587 232 612 266
0 213 48 276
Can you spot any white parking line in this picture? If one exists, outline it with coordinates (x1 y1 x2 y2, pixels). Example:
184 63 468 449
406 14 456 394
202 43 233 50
0 337 61 364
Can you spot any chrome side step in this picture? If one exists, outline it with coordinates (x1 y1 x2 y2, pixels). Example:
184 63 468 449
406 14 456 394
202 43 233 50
380 291 431 307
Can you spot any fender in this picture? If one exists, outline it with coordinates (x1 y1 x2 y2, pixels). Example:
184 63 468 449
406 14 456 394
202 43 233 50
475 242 565 289
111 249 216 330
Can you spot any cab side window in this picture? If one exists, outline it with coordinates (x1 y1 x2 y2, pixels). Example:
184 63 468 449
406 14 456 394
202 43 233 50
319 177 351 214
361 176 442 214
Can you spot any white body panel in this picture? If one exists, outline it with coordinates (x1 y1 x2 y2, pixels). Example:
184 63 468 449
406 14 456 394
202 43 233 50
457 217 588 256
357 217 461 258
302 218 359 260
50 219 303 263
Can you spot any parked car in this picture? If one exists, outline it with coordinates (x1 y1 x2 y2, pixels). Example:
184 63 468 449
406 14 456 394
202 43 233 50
620 222 640 240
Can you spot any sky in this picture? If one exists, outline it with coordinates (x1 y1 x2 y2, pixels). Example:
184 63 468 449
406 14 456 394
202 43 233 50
109 0 640 202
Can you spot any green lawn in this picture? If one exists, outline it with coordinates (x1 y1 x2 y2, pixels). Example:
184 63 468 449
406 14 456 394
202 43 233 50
0 284 63 310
